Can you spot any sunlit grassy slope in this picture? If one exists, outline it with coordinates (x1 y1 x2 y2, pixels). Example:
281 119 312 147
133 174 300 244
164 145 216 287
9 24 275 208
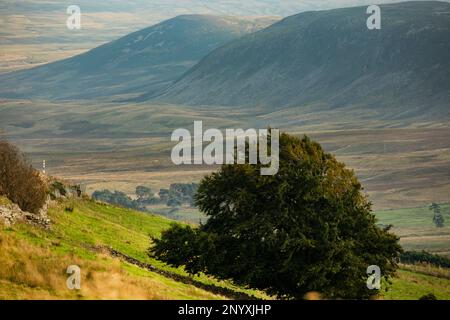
384 270 450 300
0 230 223 300
0 197 264 299
1 197 449 300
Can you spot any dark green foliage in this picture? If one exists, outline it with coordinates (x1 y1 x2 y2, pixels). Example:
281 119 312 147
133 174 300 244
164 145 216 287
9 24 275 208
92 190 139 210
135 186 157 206
91 183 199 216
136 186 153 200
150 224 211 271
419 293 438 300
170 183 199 200
153 184 199 207
65 203 74 212
51 181 67 197
151 133 402 299
167 183 199 207
400 251 450 268
429 203 445 228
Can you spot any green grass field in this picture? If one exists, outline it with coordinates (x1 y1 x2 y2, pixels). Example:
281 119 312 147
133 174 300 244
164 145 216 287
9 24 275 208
384 270 450 300
375 204 450 258
375 204 450 228
1 197 449 300
0 200 268 299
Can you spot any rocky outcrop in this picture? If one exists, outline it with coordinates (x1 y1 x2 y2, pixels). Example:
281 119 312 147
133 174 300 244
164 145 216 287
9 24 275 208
0 199 51 229
0 175 84 229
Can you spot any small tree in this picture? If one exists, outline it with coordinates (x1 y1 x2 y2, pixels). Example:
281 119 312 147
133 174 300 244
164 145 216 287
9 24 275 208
150 133 402 299
0 140 47 214
136 186 153 200
429 203 444 228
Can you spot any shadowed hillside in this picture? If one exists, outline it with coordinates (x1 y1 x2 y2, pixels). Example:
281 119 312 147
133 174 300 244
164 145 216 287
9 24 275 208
0 15 277 100
155 2 450 120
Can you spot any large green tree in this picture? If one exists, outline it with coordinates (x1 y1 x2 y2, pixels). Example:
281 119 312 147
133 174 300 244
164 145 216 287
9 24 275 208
150 133 402 299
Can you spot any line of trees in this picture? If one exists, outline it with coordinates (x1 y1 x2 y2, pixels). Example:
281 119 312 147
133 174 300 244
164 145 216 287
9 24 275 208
92 183 199 211
429 203 445 227
91 189 141 210
400 251 450 268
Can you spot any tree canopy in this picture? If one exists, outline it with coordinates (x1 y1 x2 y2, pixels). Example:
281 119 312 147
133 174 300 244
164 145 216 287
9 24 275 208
150 133 402 299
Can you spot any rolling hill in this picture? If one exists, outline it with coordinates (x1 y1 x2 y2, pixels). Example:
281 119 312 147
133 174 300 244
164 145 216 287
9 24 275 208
0 15 276 100
154 2 450 120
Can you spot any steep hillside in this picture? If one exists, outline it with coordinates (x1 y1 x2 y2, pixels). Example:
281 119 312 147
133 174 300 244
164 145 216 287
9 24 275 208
0 15 276 100
0 196 267 299
155 2 450 119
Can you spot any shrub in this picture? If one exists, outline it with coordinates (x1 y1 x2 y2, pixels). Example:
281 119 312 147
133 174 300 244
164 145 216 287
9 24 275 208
0 140 47 214
65 201 75 213
419 293 437 300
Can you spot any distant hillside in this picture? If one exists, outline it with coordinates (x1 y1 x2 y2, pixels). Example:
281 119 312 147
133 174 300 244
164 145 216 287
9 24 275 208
155 2 450 119
0 15 277 100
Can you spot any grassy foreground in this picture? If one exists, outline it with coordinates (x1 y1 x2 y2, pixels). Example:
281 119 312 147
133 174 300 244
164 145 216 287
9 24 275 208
0 197 449 300
0 197 264 299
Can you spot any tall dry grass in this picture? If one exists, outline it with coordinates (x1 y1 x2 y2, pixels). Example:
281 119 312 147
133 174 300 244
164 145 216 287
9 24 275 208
0 230 216 300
